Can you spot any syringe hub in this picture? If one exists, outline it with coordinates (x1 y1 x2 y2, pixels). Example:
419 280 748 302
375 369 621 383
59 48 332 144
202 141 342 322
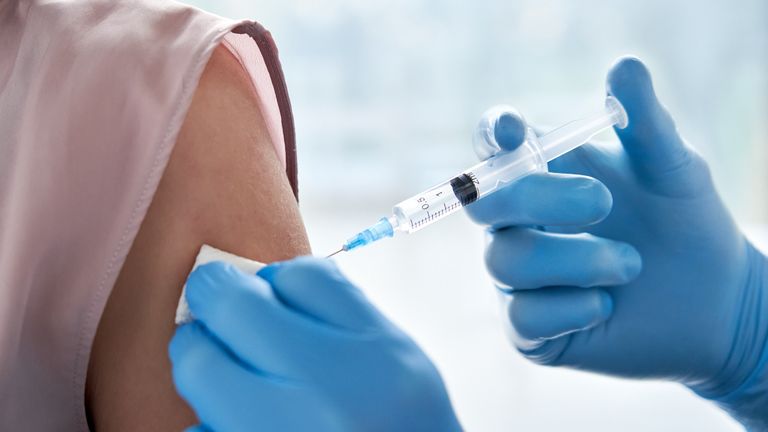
343 217 396 252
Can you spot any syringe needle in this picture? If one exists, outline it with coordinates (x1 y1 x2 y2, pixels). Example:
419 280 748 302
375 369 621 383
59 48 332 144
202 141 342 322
325 247 345 259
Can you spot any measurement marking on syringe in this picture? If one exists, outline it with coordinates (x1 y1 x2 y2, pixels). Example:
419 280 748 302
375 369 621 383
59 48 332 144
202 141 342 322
409 201 463 230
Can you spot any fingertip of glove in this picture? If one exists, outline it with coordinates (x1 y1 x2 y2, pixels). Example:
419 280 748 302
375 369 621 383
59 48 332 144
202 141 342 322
188 261 240 290
168 322 203 362
569 290 613 332
606 56 662 119
607 56 653 93
186 261 241 314
619 243 644 283
168 323 212 399
594 290 614 324
494 110 527 152
256 262 283 283
569 175 613 225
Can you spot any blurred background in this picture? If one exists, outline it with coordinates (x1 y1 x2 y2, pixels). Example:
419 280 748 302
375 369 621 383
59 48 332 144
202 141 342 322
192 1 767 430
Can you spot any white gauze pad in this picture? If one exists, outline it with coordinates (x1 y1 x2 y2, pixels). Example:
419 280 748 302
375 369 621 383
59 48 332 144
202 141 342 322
176 244 265 325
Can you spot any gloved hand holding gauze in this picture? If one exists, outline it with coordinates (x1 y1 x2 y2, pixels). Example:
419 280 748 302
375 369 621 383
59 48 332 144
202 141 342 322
175 245 265 325
169 251 461 431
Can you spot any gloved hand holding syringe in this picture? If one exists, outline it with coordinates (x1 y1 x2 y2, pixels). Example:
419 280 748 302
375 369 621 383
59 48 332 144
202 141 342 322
327 96 628 257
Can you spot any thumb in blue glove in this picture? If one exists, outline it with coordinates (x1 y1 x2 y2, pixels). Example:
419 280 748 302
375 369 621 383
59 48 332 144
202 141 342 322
169 257 462 432
467 57 768 429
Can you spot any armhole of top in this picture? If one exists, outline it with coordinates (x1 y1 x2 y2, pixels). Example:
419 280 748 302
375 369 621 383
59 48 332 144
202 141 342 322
225 22 299 201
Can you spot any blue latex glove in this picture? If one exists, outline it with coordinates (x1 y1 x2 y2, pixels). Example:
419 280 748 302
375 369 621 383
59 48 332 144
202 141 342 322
466 57 768 429
169 258 461 432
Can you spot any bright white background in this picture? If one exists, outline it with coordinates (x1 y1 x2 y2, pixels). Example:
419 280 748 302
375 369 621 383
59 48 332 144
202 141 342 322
190 1 767 430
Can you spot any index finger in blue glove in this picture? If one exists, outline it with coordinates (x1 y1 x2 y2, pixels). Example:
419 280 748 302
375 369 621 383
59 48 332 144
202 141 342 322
258 257 388 333
465 172 612 229
473 107 528 160
494 110 527 152
607 57 711 197
184 261 328 378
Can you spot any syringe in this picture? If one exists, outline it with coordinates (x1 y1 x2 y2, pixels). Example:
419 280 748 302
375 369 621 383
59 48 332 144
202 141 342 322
327 96 628 257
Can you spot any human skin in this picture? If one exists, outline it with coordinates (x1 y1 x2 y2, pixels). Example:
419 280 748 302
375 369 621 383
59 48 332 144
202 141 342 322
85 44 310 431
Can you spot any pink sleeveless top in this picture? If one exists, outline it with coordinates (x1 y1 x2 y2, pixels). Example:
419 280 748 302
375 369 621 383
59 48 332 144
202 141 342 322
0 1 298 429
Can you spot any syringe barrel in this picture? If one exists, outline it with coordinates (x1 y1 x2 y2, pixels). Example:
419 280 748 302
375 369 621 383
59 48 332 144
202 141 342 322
392 178 465 233
391 96 627 236
391 131 546 234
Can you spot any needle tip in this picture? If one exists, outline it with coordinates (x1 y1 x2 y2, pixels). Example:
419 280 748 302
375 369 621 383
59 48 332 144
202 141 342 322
325 248 345 259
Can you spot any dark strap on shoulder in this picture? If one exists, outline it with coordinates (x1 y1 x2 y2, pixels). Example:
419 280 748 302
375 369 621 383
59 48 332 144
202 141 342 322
232 22 299 202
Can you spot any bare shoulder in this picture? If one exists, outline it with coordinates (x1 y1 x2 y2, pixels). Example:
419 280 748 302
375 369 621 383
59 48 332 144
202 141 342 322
169 43 309 260
85 44 310 431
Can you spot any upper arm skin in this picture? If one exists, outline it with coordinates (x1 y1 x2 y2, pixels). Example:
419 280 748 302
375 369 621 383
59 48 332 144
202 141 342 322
85 44 310 431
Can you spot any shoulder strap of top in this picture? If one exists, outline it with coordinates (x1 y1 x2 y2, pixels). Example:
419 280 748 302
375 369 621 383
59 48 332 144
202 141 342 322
232 22 299 201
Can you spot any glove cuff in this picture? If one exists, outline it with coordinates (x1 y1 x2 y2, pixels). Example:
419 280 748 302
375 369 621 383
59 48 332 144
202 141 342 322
705 341 768 431
691 244 768 430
